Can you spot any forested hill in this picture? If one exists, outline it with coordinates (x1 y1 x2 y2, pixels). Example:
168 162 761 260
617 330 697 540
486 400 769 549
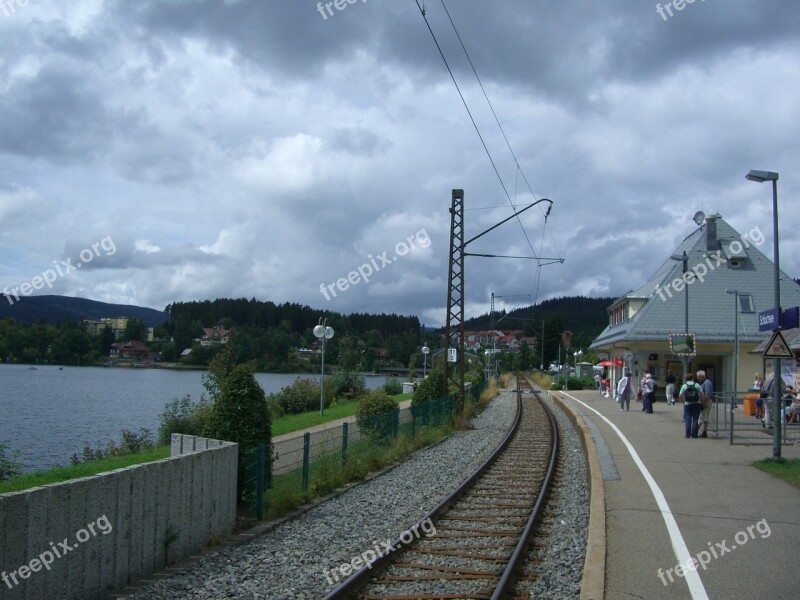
0 294 168 327
166 298 420 340
462 295 614 351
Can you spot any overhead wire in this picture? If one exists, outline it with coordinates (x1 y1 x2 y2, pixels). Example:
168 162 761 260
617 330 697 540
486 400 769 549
437 0 564 306
413 0 516 215
414 0 564 318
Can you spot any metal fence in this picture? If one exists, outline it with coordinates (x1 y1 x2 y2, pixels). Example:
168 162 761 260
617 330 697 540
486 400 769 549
242 383 486 520
708 391 800 445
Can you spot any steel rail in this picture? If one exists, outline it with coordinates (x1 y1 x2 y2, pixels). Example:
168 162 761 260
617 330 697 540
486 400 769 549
491 379 560 598
323 383 523 600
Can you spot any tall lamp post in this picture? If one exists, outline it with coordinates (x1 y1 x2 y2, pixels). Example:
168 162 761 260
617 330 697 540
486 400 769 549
725 289 754 403
574 350 583 378
422 345 430 379
313 318 334 416
746 169 781 458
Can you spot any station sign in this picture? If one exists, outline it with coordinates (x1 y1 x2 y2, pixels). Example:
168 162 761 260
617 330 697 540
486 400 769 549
758 308 781 332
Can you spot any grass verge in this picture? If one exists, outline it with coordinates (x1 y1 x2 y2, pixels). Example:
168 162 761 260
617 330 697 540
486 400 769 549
0 446 171 494
262 423 454 520
753 457 800 488
271 392 413 437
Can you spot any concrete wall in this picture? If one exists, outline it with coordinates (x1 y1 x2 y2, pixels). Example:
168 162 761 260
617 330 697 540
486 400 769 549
0 435 237 600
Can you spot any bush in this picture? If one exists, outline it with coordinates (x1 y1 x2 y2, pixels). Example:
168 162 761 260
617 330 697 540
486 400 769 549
552 376 589 391
383 376 403 395
413 368 449 405
205 364 273 497
157 395 212 446
356 389 399 443
0 444 22 481
266 393 285 420
275 377 334 414
329 370 366 400
71 429 155 465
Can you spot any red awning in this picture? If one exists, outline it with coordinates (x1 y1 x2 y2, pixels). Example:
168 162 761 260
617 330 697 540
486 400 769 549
597 359 624 367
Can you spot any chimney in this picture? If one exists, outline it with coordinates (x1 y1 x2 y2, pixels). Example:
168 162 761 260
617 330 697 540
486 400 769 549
705 214 718 251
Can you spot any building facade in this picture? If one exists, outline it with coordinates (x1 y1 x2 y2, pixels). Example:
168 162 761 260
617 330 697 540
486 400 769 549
591 214 800 394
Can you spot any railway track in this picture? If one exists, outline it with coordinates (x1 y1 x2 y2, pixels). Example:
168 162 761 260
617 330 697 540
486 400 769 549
324 376 559 599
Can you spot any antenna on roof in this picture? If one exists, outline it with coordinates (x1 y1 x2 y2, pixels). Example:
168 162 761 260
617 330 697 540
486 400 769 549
693 211 706 226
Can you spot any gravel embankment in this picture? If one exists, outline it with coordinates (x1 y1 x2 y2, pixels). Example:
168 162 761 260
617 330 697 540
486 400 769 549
516 392 590 599
127 392 517 599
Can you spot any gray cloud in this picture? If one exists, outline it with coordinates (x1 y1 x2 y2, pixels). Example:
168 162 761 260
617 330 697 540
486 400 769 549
0 0 798 323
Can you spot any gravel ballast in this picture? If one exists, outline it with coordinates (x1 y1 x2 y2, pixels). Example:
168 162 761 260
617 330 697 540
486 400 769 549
517 392 590 599
127 392 517 599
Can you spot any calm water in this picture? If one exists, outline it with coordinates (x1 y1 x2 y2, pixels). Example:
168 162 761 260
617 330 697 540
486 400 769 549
0 365 386 472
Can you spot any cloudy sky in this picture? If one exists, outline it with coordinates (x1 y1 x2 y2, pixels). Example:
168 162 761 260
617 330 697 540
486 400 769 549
1 0 798 327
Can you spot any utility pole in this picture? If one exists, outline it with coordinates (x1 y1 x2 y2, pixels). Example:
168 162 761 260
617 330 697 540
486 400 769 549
443 190 559 413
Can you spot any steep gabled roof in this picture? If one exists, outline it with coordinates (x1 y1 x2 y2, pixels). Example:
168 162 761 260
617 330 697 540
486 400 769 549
592 216 800 347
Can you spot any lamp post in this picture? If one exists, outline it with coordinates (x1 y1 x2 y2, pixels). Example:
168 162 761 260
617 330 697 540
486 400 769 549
422 345 430 379
724 290 754 396
746 169 781 457
313 318 334 416
573 350 582 379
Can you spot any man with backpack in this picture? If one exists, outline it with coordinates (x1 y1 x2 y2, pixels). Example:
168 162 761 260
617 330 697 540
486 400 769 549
680 372 703 438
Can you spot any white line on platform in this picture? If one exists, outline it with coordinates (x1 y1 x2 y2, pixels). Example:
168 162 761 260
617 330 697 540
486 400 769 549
560 392 709 600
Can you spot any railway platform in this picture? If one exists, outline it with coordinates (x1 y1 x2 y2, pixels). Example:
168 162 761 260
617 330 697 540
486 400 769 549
555 389 800 600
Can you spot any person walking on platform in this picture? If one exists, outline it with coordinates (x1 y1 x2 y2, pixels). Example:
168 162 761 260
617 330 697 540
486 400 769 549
616 371 632 411
680 373 702 438
642 372 655 414
665 371 677 405
697 370 713 437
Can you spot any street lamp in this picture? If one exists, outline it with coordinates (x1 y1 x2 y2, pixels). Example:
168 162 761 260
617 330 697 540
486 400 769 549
313 318 334 416
573 350 582 378
422 345 430 379
746 169 781 457
725 289 754 393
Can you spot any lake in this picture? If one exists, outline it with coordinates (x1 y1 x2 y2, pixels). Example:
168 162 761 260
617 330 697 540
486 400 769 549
0 365 387 473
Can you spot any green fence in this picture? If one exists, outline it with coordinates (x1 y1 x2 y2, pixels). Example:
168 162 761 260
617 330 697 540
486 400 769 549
242 383 486 520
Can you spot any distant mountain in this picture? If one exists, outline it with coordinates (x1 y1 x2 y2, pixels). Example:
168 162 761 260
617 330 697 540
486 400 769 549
0 294 168 327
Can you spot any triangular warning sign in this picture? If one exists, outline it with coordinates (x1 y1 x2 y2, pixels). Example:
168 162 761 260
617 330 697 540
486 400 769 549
762 330 794 359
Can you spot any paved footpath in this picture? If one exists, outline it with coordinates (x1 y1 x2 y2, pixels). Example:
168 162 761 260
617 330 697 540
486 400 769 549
270 400 413 474
557 389 800 600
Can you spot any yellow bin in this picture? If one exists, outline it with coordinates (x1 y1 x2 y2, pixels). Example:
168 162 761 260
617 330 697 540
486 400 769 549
743 393 759 416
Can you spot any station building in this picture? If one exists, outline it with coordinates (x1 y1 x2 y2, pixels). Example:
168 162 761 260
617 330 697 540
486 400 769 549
590 214 800 393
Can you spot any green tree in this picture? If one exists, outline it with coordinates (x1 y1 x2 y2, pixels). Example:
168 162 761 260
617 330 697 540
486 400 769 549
516 340 531 372
97 325 116 357
50 324 92 365
123 318 147 342
205 363 272 498
338 335 361 372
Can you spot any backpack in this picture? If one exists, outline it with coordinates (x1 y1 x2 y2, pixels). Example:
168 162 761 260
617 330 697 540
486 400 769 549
684 383 700 403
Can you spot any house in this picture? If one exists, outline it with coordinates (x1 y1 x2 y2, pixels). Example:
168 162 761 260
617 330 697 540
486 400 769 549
196 326 232 346
110 340 151 361
590 214 800 393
